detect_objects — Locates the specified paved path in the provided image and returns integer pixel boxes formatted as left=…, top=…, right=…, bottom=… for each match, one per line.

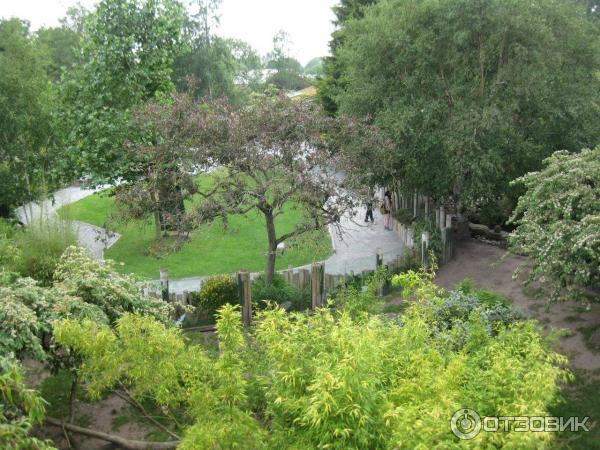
left=17, top=186, right=404, bottom=293
left=16, top=185, right=120, bottom=259
left=163, top=207, right=404, bottom=294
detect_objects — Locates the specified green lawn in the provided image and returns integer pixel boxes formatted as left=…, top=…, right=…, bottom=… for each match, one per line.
left=58, top=182, right=332, bottom=280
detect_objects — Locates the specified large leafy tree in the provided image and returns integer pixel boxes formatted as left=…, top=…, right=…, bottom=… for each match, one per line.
left=265, top=31, right=309, bottom=91
left=509, top=145, right=600, bottom=302
left=318, top=0, right=378, bottom=115
left=0, top=19, right=56, bottom=218
left=335, top=0, right=600, bottom=211
left=36, top=5, right=88, bottom=83
left=60, top=0, right=185, bottom=184
left=193, top=94, right=375, bottom=284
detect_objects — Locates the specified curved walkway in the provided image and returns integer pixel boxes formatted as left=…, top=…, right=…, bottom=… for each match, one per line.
left=17, top=186, right=404, bottom=293
left=16, top=185, right=120, bottom=259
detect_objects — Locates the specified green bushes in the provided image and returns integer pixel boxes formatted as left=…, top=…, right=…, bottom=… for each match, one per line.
left=54, top=272, right=570, bottom=449
left=194, top=275, right=239, bottom=319
left=0, top=219, right=77, bottom=286
left=252, top=274, right=311, bottom=312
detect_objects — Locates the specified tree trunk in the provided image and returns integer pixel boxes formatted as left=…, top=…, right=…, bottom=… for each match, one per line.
left=154, top=210, right=162, bottom=241
left=68, top=373, right=78, bottom=424
left=264, top=211, right=278, bottom=285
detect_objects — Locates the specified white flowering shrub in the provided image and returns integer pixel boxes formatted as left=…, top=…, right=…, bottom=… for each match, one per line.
left=509, top=146, right=600, bottom=302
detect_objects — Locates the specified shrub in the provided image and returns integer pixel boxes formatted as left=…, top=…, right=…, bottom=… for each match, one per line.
left=55, top=273, right=569, bottom=450
left=14, top=219, right=77, bottom=286
left=195, top=275, right=238, bottom=318
left=252, top=274, right=311, bottom=312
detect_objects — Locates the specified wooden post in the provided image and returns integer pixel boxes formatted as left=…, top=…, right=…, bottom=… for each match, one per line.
left=375, top=248, right=384, bottom=297
left=375, top=247, right=383, bottom=269
left=159, top=268, right=169, bottom=302
left=311, top=262, right=324, bottom=310
left=237, top=270, right=252, bottom=327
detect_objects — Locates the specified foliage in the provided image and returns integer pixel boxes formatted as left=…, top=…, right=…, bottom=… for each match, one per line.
left=252, top=274, right=311, bottom=312
left=191, top=93, right=370, bottom=284
left=411, top=217, right=442, bottom=260
left=0, top=18, right=57, bottom=217
left=0, top=356, right=57, bottom=450
left=12, top=220, right=77, bottom=286
left=318, top=0, right=378, bottom=115
left=59, top=0, right=185, bottom=184
left=112, top=91, right=218, bottom=241
left=509, top=145, right=600, bottom=302
left=336, top=0, right=600, bottom=208
left=195, top=274, right=238, bottom=318
left=54, top=246, right=172, bottom=324
left=54, top=272, right=568, bottom=449
left=265, top=31, right=309, bottom=91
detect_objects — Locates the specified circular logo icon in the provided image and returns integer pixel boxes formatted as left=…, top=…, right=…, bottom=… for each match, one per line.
left=451, top=408, right=481, bottom=440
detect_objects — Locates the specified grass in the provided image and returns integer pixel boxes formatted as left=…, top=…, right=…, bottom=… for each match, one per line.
left=58, top=176, right=332, bottom=280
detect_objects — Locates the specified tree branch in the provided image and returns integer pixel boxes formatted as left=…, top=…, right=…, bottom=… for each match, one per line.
left=45, top=418, right=180, bottom=450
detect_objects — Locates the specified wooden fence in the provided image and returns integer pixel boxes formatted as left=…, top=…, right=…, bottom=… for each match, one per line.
left=148, top=250, right=416, bottom=329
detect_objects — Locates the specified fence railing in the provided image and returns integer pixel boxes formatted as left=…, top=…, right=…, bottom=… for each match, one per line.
left=147, top=249, right=417, bottom=329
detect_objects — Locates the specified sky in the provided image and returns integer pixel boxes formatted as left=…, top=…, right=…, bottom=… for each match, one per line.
left=0, top=0, right=338, bottom=65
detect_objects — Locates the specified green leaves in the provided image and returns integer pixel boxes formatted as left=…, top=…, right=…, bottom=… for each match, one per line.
left=509, top=145, right=600, bottom=302
left=335, top=0, right=600, bottom=208
left=53, top=273, right=568, bottom=449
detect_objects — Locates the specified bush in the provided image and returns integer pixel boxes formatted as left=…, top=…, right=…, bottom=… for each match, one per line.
left=252, top=274, right=311, bottom=312
left=55, top=274, right=570, bottom=450
left=14, top=220, right=77, bottom=286
left=195, top=275, right=238, bottom=318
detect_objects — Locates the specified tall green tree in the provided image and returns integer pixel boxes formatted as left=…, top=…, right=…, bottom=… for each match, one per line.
left=318, top=0, right=378, bottom=114
left=265, top=31, right=308, bottom=91
left=60, top=0, right=185, bottom=184
left=0, top=19, right=56, bottom=218
left=336, top=0, right=600, bottom=211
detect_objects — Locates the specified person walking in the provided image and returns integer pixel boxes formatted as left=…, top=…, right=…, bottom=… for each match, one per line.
left=383, top=190, right=393, bottom=230
left=364, top=192, right=374, bottom=223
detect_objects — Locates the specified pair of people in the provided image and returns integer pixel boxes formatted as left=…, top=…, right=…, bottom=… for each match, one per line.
left=364, top=190, right=393, bottom=231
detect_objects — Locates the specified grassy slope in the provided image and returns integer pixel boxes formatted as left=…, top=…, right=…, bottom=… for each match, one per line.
left=58, top=184, right=332, bottom=280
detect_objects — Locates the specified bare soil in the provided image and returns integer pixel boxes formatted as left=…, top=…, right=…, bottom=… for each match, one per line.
left=434, top=239, right=600, bottom=372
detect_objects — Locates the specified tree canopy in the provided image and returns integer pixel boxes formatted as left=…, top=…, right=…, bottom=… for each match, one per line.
left=335, top=0, right=600, bottom=210
left=59, top=0, right=186, bottom=184
left=0, top=19, right=56, bottom=218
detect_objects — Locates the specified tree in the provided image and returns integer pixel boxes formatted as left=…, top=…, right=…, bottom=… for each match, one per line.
left=36, top=22, right=82, bottom=82
left=318, top=0, right=378, bottom=115
left=113, top=92, right=221, bottom=242
left=509, top=145, right=600, bottom=303
left=60, top=0, right=185, bottom=184
left=0, top=19, right=56, bottom=218
left=265, top=31, right=308, bottom=91
left=335, top=0, right=600, bottom=212
left=194, top=94, right=358, bottom=284
left=0, top=356, right=57, bottom=450
left=304, top=57, right=324, bottom=78
left=0, top=245, right=173, bottom=426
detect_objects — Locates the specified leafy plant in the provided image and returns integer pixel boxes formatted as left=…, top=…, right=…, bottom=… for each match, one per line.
left=0, top=356, right=57, bottom=450
left=13, top=219, right=77, bottom=286
left=252, top=273, right=311, bottom=312
left=54, top=273, right=569, bottom=449
left=195, top=274, right=238, bottom=318
left=509, top=146, right=600, bottom=302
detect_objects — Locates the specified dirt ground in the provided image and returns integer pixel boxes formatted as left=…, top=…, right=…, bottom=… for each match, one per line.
left=435, top=239, right=600, bottom=372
